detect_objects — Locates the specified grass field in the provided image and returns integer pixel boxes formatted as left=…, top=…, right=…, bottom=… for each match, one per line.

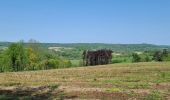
left=0, top=62, right=170, bottom=100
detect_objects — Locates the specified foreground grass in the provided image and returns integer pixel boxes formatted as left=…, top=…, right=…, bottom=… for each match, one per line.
left=0, top=62, right=170, bottom=99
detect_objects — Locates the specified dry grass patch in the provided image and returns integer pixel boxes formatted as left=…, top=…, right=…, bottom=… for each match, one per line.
left=0, top=62, right=170, bottom=99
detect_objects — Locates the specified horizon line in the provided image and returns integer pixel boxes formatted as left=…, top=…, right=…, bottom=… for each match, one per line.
left=0, top=41, right=170, bottom=46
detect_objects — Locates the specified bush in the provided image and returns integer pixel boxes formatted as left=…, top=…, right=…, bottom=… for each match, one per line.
left=132, top=53, right=141, bottom=62
left=46, top=59, right=60, bottom=69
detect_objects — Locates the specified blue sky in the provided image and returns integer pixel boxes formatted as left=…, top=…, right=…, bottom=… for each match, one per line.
left=0, top=0, right=170, bottom=45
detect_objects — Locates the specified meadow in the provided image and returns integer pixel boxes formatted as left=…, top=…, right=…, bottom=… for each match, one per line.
left=0, top=62, right=170, bottom=100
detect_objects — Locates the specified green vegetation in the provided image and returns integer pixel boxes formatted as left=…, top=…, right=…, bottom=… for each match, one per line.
left=0, top=41, right=170, bottom=72
left=1, top=42, right=170, bottom=59
left=132, top=53, right=141, bottom=62
left=144, top=91, right=164, bottom=100
left=0, top=42, right=72, bottom=72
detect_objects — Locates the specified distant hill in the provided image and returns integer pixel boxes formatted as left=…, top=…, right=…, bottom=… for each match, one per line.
left=0, top=42, right=170, bottom=53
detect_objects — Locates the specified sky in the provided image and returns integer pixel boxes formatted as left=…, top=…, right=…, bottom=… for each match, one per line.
left=0, top=0, right=170, bottom=45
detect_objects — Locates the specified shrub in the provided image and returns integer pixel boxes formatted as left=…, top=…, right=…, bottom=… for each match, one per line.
left=132, top=53, right=141, bottom=62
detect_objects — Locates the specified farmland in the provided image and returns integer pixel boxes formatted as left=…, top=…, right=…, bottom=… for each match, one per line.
left=0, top=62, right=170, bottom=99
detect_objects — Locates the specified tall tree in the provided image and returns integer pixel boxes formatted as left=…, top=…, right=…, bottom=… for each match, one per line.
left=5, top=43, right=27, bottom=71
left=26, top=48, right=38, bottom=70
left=153, top=51, right=163, bottom=61
left=162, top=49, right=168, bottom=57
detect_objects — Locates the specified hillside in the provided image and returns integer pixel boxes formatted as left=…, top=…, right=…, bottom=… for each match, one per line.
left=1, top=42, right=170, bottom=52
left=0, top=62, right=170, bottom=99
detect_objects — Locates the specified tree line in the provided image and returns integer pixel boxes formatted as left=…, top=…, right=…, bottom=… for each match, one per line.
left=131, top=49, right=170, bottom=63
left=0, top=42, right=72, bottom=72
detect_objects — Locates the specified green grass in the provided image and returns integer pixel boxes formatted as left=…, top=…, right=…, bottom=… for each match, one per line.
left=70, top=59, right=82, bottom=67
left=144, top=91, right=164, bottom=100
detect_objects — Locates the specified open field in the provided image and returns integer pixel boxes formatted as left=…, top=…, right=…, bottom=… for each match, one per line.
left=0, top=62, right=170, bottom=100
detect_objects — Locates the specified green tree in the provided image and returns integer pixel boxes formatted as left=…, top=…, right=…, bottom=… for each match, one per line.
left=144, top=55, right=151, bottom=62
left=162, top=49, right=168, bottom=57
left=65, top=60, right=72, bottom=68
left=132, top=53, right=141, bottom=62
left=26, top=48, right=38, bottom=70
left=5, top=43, right=27, bottom=71
left=153, top=51, right=163, bottom=61
left=0, top=50, right=4, bottom=72
left=162, top=49, right=170, bottom=61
